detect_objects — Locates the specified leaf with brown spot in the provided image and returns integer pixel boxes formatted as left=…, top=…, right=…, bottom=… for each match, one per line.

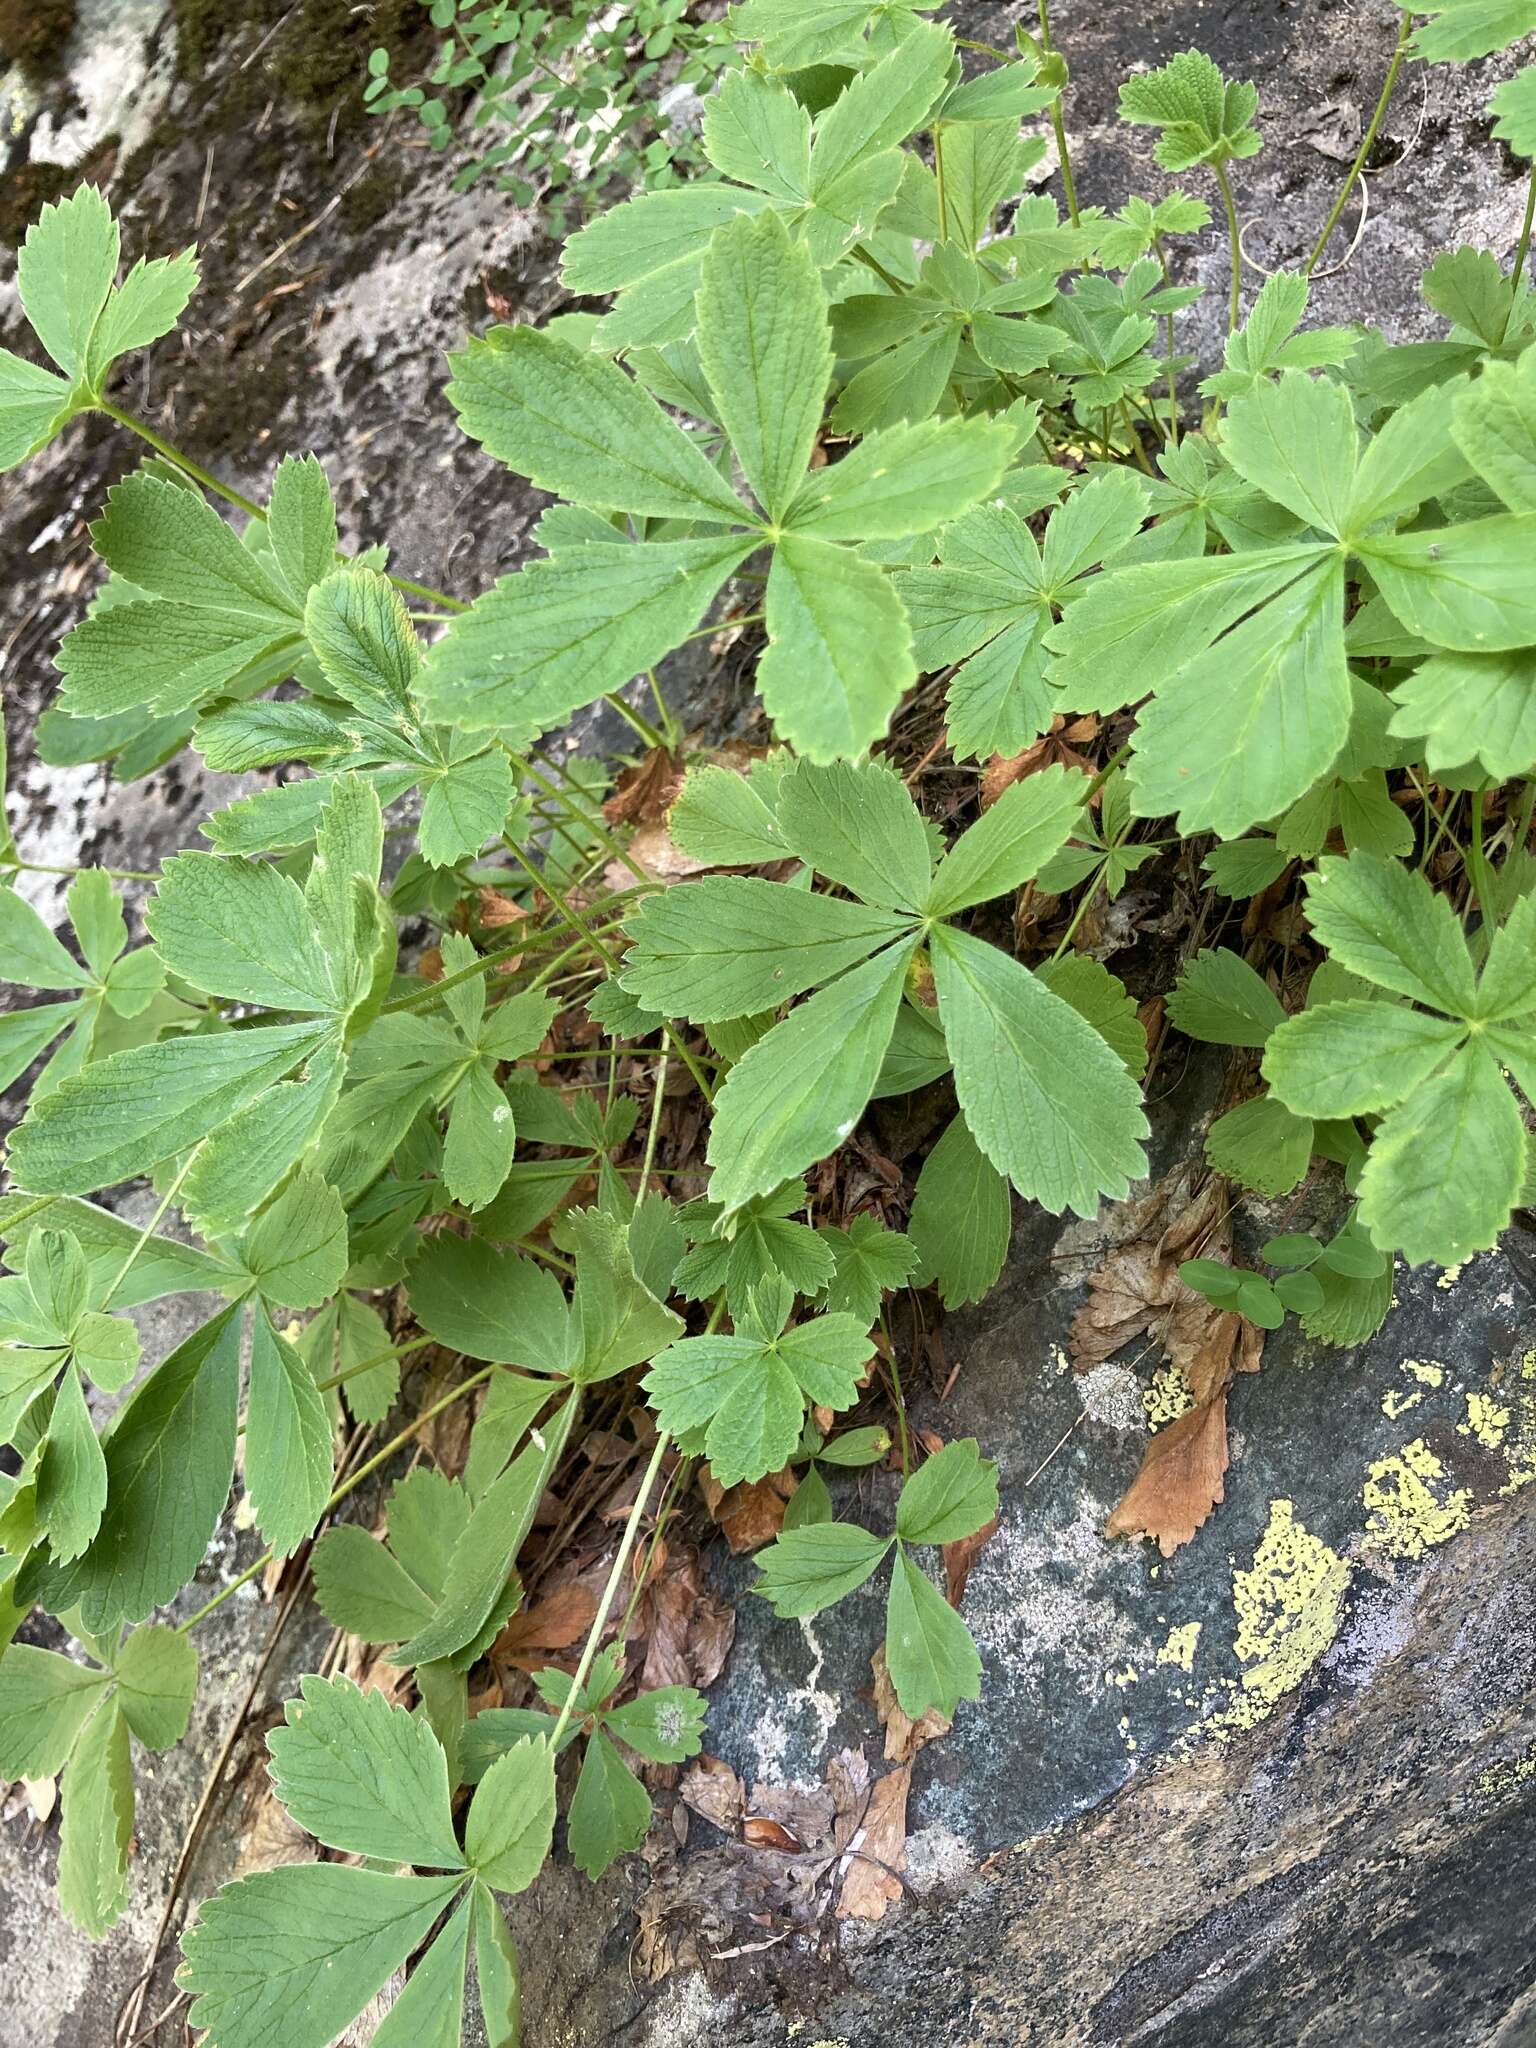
left=871, top=1646, right=951, bottom=1764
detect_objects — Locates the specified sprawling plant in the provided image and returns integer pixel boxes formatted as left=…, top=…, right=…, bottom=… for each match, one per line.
left=4, top=0, right=1536, bottom=2039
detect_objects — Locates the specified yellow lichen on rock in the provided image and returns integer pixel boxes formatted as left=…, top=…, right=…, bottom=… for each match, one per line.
left=1143, top=1362, right=1195, bottom=1427
left=1156, top=1621, right=1201, bottom=1671
left=1198, top=1500, right=1351, bottom=1740
left=1458, top=1391, right=1511, bottom=1450
left=1362, top=1439, right=1470, bottom=1559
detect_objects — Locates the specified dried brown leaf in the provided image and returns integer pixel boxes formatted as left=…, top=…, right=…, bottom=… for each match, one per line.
left=699, top=1465, right=796, bottom=1553
left=603, top=747, right=684, bottom=827
left=494, top=1581, right=598, bottom=1670
left=679, top=1755, right=745, bottom=1835
left=1104, top=1390, right=1231, bottom=1557
left=836, top=1763, right=911, bottom=1922
left=942, top=1513, right=999, bottom=1608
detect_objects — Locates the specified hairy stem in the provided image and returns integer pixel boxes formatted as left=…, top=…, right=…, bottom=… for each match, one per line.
left=1304, top=8, right=1412, bottom=277
left=1037, top=0, right=1080, bottom=227
left=1213, top=161, right=1243, bottom=334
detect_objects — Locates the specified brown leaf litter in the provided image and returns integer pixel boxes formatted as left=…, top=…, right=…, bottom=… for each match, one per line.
left=1071, top=1167, right=1264, bottom=1556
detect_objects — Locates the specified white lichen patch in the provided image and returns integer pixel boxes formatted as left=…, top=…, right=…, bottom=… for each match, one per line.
left=1362, top=1439, right=1471, bottom=1560
left=1458, top=1391, right=1511, bottom=1450
left=1156, top=1621, right=1201, bottom=1671
left=1075, top=1361, right=1145, bottom=1434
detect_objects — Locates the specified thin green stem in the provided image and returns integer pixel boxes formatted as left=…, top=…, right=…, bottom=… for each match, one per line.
left=603, top=692, right=667, bottom=751
left=933, top=124, right=950, bottom=242
left=1037, top=0, right=1079, bottom=227
left=646, top=668, right=682, bottom=750
left=1213, top=161, right=1243, bottom=334
left=1151, top=232, right=1181, bottom=446
left=638, top=1048, right=670, bottom=1194
left=1304, top=8, right=1412, bottom=277
left=0, top=855, right=160, bottom=884
left=1117, top=400, right=1156, bottom=476
left=879, top=1311, right=911, bottom=1478
left=500, top=834, right=714, bottom=1103
left=852, top=245, right=908, bottom=294
left=550, top=1428, right=672, bottom=1748
left=1508, top=778, right=1536, bottom=863
left=179, top=1367, right=494, bottom=1634
left=518, top=749, right=653, bottom=891
left=1507, top=165, right=1536, bottom=332
left=99, top=1156, right=195, bottom=1314
left=1468, top=784, right=1497, bottom=930
left=97, top=401, right=468, bottom=614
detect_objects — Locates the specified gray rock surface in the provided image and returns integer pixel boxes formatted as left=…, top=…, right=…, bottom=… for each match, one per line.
left=3, top=2, right=1536, bottom=2044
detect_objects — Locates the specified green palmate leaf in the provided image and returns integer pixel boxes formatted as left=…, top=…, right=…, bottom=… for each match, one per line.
left=447, top=327, right=746, bottom=523
left=57, top=1696, right=133, bottom=1938
left=442, top=1062, right=517, bottom=1212
left=17, top=184, right=119, bottom=381
left=33, top=1303, right=241, bottom=1633
left=312, top=1525, right=436, bottom=1644
left=178, top=1866, right=466, bottom=2048
left=1358, top=1043, right=1525, bottom=1264
left=695, top=210, right=830, bottom=523
left=1344, top=377, right=1475, bottom=531
left=1301, top=853, right=1478, bottom=1014
left=409, top=1236, right=569, bottom=1368
left=705, top=939, right=915, bottom=1213
left=895, top=1438, right=998, bottom=1546
left=753, top=1519, right=892, bottom=1617
left=675, top=1181, right=834, bottom=1307
left=416, top=537, right=753, bottom=734
left=0, top=1644, right=109, bottom=1777
left=874, top=997, right=951, bottom=1095
left=1166, top=948, right=1285, bottom=1047
left=419, top=746, right=515, bottom=869
left=147, top=853, right=335, bottom=1009
left=465, top=1735, right=557, bottom=1892
left=0, top=348, right=71, bottom=471
left=621, top=875, right=910, bottom=1020
left=1410, top=0, right=1536, bottom=63
left=83, top=245, right=198, bottom=381
left=0, top=1194, right=233, bottom=1308
left=1388, top=648, right=1536, bottom=780
left=1263, top=1002, right=1465, bottom=1118
left=267, top=1675, right=465, bottom=1868
left=266, top=454, right=339, bottom=606
left=758, top=531, right=914, bottom=760
left=8, top=1019, right=335, bottom=1195
left=931, top=923, right=1148, bottom=1217
left=602, top=1685, right=708, bottom=1764
left=567, top=1728, right=654, bottom=1879
left=1127, top=558, right=1350, bottom=838
left=777, top=755, right=932, bottom=910
left=1491, top=66, right=1536, bottom=157
left=0, top=1001, right=85, bottom=1093
left=369, top=1897, right=472, bottom=2048
left=1474, top=891, right=1536, bottom=1020
left=113, top=1623, right=198, bottom=1750
left=817, top=1215, right=919, bottom=1325
left=1204, top=1093, right=1313, bottom=1197
left=668, top=758, right=788, bottom=866
left=1035, top=956, right=1149, bottom=1079
left=245, top=1312, right=333, bottom=1559
left=1451, top=343, right=1536, bottom=512
left=908, top=1113, right=1011, bottom=1309
left=1359, top=514, right=1536, bottom=652
left=1199, top=273, right=1357, bottom=401
left=1221, top=371, right=1358, bottom=536
left=243, top=1169, right=349, bottom=1310
left=1045, top=539, right=1329, bottom=714
left=56, top=600, right=298, bottom=723
left=37, top=1362, right=107, bottom=1562
left=644, top=1302, right=873, bottom=1485
left=884, top=1547, right=982, bottom=1718
left=926, top=766, right=1090, bottom=916
left=1116, top=47, right=1262, bottom=170
left=0, top=883, right=91, bottom=989
left=304, top=567, right=418, bottom=722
